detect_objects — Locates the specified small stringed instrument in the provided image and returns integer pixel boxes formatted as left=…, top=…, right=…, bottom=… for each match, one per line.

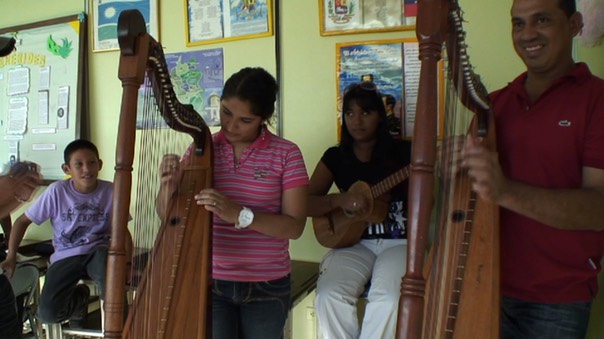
left=313, top=165, right=410, bottom=248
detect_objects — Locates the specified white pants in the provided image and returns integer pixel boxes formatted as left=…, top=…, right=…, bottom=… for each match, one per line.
left=315, top=239, right=407, bottom=339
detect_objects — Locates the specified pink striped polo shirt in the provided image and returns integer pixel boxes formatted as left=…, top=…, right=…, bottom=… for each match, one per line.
left=184, top=127, right=308, bottom=281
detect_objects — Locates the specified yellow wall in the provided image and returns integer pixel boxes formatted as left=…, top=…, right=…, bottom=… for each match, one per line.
left=2, top=0, right=604, bottom=337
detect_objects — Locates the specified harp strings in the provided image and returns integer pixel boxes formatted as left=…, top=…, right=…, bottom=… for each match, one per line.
left=127, top=75, right=196, bottom=337
left=426, top=4, right=478, bottom=336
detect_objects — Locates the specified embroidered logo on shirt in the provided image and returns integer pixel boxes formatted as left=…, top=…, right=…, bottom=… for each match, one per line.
left=254, top=167, right=268, bottom=180
left=558, top=120, right=572, bottom=127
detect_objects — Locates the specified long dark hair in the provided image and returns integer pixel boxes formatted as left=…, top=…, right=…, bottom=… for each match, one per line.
left=339, top=82, right=399, bottom=169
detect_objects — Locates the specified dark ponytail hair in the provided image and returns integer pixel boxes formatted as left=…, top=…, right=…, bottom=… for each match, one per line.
left=221, top=67, right=278, bottom=121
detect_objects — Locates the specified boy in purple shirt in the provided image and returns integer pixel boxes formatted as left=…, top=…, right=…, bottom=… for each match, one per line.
left=1, top=139, right=114, bottom=329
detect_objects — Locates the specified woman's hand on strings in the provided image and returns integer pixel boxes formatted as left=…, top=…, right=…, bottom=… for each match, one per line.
left=461, top=135, right=506, bottom=203
left=339, top=191, right=369, bottom=217
left=195, top=188, right=240, bottom=224
left=156, top=154, right=183, bottom=219
left=159, top=154, right=182, bottom=195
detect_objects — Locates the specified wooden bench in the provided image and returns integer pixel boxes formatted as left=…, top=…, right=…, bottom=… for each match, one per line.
left=285, top=260, right=320, bottom=339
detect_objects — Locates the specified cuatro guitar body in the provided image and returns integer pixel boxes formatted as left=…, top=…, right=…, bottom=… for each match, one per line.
left=312, top=165, right=410, bottom=248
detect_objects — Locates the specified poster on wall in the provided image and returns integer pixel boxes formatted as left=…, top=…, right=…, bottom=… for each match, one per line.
left=136, top=48, right=224, bottom=129
left=319, top=0, right=416, bottom=36
left=0, top=14, right=86, bottom=182
left=336, top=38, right=443, bottom=139
left=186, top=0, right=273, bottom=46
left=90, top=0, right=159, bottom=52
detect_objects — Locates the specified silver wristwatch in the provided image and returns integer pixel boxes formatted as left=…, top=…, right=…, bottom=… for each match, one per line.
left=235, top=206, right=254, bottom=229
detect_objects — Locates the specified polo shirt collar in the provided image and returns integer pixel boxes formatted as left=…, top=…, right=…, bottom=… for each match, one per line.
left=509, top=62, right=591, bottom=94
left=214, top=125, right=273, bottom=149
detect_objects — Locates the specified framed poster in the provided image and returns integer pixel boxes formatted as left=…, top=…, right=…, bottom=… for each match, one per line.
left=336, top=38, right=444, bottom=140
left=320, top=0, right=417, bottom=36
left=90, top=0, right=159, bottom=52
left=137, top=48, right=225, bottom=129
left=185, top=0, right=273, bottom=46
left=0, top=14, right=87, bottom=182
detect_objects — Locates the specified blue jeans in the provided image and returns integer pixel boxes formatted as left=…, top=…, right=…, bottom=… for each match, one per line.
left=212, top=275, right=291, bottom=339
left=501, top=296, right=591, bottom=339
left=38, top=247, right=107, bottom=323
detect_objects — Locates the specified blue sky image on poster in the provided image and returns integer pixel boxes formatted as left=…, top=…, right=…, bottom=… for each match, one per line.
left=98, top=0, right=151, bottom=41
left=229, top=0, right=269, bottom=36
left=339, top=42, right=404, bottom=107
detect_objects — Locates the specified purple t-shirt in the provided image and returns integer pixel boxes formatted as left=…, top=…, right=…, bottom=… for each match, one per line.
left=26, top=179, right=113, bottom=264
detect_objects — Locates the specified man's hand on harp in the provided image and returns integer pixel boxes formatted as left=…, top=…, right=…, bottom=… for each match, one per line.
left=461, top=135, right=505, bottom=204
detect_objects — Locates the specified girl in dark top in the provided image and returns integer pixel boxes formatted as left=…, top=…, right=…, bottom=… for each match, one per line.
left=308, top=82, right=411, bottom=339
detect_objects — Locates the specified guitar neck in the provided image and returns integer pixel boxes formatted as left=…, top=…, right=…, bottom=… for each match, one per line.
left=370, top=166, right=411, bottom=198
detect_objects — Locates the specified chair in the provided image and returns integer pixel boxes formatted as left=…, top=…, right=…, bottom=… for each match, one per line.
left=10, top=263, right=41, bottom=339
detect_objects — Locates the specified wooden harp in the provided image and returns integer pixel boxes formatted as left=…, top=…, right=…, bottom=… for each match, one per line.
left=396, top=1, right=500, bottom=338
left=104, top=9, right=213, bottom=339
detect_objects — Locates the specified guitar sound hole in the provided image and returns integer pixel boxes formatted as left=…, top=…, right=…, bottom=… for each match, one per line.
left=170, top=217, right=180, bottom=226
left=451, top=210, right=465, bottom=223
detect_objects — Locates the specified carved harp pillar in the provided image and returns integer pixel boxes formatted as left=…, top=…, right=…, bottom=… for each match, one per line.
left=104, top=9, right=213, bottom=339
left=396, top=1, right=500, bottom=338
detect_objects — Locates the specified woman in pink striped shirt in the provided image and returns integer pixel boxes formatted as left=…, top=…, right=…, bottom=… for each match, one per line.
left=159, top=67, right=308, bottom=339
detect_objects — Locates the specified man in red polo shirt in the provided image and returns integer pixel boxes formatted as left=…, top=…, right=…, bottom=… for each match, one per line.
left=462, top=0, right=604, bottom=338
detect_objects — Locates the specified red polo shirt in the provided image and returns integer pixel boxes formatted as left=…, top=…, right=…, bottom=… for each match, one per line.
left=491, top=63, right=604, bottom=303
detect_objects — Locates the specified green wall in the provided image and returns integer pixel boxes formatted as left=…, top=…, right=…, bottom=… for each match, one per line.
left=1, top=0, right=603, bottom=336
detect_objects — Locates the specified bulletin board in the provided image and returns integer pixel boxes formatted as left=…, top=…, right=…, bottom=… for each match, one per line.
left=0, top=13, right=87, bottom=182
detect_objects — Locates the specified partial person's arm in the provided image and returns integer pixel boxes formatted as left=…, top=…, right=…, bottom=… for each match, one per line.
left=463, top=136, right=604, bottom=231
left=307, top=161, right=337, bottom=217
left=0, top=163, right=42, bottom=218
left=0, top=214, right=33, bottom=279
left=0, top=215, right=11, bottom=244
left=248, top=185, right=308, bottom=239
left=307, top=161, right=370, bottom=217
left=195, top=185, right=308, bottom=240
left=496, top=167, right=604, bottom=231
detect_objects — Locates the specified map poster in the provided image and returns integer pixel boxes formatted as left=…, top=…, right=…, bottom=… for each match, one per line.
left=136, top=48, right=224, bottom=129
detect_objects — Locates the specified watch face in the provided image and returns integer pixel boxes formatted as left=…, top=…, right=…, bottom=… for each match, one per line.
left=242, top=210, right=253, bottom=223
left=239, top=208, right=254, bottom=227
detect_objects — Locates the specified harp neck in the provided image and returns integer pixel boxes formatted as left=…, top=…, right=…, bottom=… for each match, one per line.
left=116, top=9, right=208, bottom=154
left=105, top=9, right=213, bottom=339
left=445, top=4, right=491, bottom=137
